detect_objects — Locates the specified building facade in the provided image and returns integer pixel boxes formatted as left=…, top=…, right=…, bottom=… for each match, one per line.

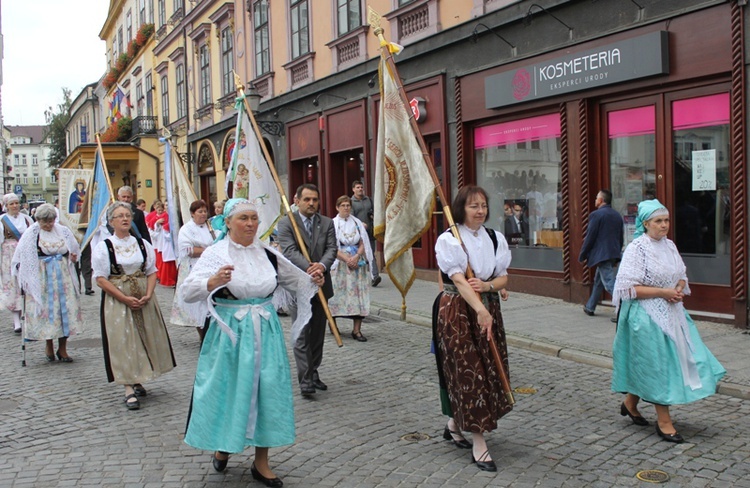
left=6, top=126, right=53, bottom=203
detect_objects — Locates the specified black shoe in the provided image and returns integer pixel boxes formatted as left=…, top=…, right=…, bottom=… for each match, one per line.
left=371, top=276, right=382, bottom=287
left=583, top=307, right=595, bottom=316
left=300, top=385, right=316, bottom=397
left=312, top=378, right=328, bottom=391
left=655, top=424, right=684, bottom=443
left=56, top=351, right=73, bottom=363
left=443, top=425, right=471, bottom=449
left=124, top=393, right=140, bottom=410
left=471, top=450, right=497, bottom=472
left=14, top=327, right=22, bottom=334
left=251, top=463, right=284, bottom=487
left=620, top=402, right=649, bottom=426
left=46, top=353, right=56, bottom=362
left=351, top=331, right=368, bottom=342
left=212, top=451, right=229, bottom=472
left=85, top=289, right=95, bottom=296
left=611, top=316, right=618, bottom=323
left=133, top=384, right=147, bottom=397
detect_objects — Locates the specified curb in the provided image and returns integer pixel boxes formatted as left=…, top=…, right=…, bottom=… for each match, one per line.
left=371, top=301, right=750, bottom=401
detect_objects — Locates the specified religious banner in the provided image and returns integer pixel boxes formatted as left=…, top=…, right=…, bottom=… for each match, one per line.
left=373, top=47, right=435, bottom=299
left=57, top=168, right=93, bottom=240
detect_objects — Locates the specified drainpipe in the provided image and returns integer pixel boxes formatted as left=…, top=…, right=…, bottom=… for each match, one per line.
left=131, top=143, right=162, bottom=200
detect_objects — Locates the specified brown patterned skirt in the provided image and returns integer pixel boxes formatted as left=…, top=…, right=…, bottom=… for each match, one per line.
left=435, top=289, right=512, bottom=433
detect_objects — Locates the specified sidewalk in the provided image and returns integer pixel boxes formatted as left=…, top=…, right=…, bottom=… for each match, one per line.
left=368, top=275, right=750, bottom=400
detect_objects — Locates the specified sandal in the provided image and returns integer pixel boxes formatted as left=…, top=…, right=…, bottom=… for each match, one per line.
left=133, top=384, right=147, bottom=397
left=124, top=393, right=140, bottom=410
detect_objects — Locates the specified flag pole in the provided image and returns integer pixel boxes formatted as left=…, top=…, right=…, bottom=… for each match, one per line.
left=232, top=73, right=343, bottom=348
left=368, top=8, right=514, bottom=404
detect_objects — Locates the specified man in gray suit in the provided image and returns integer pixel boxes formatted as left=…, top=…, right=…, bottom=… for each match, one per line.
left=277, top=184, right=338, bottom=397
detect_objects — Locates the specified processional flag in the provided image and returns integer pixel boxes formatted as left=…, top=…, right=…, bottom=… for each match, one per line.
left=162, top=137, right=199, bottom=255
left=80, top=145, right=114, bottom=250
left=373, top=45, right=435, bottom=302
left=225, top=99, right=282, bottom=241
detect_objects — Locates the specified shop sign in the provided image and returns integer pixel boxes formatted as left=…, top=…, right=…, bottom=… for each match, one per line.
left=410, top=97, right=427, bottom=123
left=485, top=31, right=669, bottom=108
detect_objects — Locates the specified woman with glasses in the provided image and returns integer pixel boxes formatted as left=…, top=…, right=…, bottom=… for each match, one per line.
left=93, top=202, right=176, bottom=410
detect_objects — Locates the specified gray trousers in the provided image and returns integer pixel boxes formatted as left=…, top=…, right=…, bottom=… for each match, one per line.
left=292, top=297, right=327, bottom=388
left=369, top=235, right=380, bottom=279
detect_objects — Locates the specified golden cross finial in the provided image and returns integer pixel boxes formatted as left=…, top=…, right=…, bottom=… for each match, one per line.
left=368, top=7, right=381, bottom=29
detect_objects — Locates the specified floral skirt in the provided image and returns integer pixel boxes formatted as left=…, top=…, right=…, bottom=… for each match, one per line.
left=329, top=262, right=370, bottom=317
left=0, top=239, right=22, bottom=312
left=435, top=290, right=512, bottom=433
left=24, top=255, right=81, bottom=340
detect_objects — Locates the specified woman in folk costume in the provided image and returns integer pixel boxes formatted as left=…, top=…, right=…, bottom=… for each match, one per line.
left=612, top=199, right=725, bottom=443
left=181, top=198, right=320, bottom=486
left=1, top=193, right=34, bottom=333
left=11, top=204, right=82, bottom=362
left=328, top=195, right=375, bottom=342
left=93, top=202, right=176, bottom=411
left=170, top=199, right=215, bottom=342
left=433, top=186, right=512, bottom=472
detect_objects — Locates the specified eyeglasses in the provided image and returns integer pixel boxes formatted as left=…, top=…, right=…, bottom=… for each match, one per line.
left=111, top=214, right=132, bottom=220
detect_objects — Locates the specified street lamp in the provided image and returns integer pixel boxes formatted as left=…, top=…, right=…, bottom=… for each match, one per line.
left=246, top=83, right=261, bottom=112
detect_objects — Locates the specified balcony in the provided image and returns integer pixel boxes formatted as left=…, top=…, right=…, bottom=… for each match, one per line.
left=131, top=116, right=158, bottom=136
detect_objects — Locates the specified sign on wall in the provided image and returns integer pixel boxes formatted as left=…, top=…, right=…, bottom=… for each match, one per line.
left=485, top=31, right=670, bottom=109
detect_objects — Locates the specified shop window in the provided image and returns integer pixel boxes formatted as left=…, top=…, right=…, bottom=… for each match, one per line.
left=475, top=113, right=563, bottom=271
left=608, top=105, right=656, bottom=246
left=672, top=93, right=730, bottom=285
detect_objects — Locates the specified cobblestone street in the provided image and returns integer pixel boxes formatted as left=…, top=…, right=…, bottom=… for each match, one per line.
left=2, top=285, right=749, bottom=487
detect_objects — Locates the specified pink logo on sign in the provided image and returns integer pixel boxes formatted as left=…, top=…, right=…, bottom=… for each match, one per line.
left=409, top=98, right=420, bottom=121
left=512, top=69, right=531, bottom=101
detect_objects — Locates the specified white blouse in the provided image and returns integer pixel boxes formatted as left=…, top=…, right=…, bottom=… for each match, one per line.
left=435, top=225, right=511, bottom=281
left=92, top=235, right=157, bottom=279
left=177, top=220, right=214, bottom=261
left=38, top=228, right=71, bottom=256
left=182, top=238, right=279, bottom=302
left=0, top=213, right=32, bottom=244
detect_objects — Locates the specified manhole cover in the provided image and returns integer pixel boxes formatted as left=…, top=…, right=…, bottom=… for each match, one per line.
left=513, top=387, right=537, bottom=394
left=400, top=433, right=430, bottom=442
left=636, top=470, right=670, bottom=483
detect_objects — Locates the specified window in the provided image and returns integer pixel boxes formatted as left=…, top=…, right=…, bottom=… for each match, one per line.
left=136, top=82, right=144, bottom=117
left=81, top=124, right=88, bottom=144
left=290, top=0, right=309, bottom=59
left=221, top=27, right=234, bottom=96
left=158, top=0, right=166, bottom=27
left=145, top=74, right=153, bottom=116
left=176, top=64, right=186, bottom=119
left=33, top=175, right=39, bottom=185
left=161, top=75, right=170, bottom=126
left=126, top=10, right=133, bottom=44
left=139, top=0, right=146, bottom=26
left=51, top=173, right=57, bottom=183
left=475, top=113, right=563, bottom=271
left=253, top=0, right=270, bottom=75
left=174, top=0, right=183, bottom=11
left=118, top=27, right=124, bottom=55
left=398, top=0, right=416, bottom=5
left=148, top=0, right=154, bottom=23
left=13, top=154, right=18, bottom=164
left=32, top=155, right=38, bottom=166
left=337, top=0, right=361, bottom=36
left=199, top=44, right=211, bottom=106
left=22, top=174, right=28, bottom=184
left=22, top=155, right=27, bottom=165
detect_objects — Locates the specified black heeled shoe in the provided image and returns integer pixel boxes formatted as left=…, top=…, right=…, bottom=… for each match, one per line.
left=655, top=424, right=684, bottom=444
left=443, top=425, right=472, bottom=449
left=471, top=449, right=497, bottom=472
left=56, top=351, right=73, bottom=363
left=620, top=402, right=649, bottom=426
left=251, top=463, right=283, bottom=487
left=212, top=451, right=229, bottom=472
left=46, top=353, right=56, bottom=362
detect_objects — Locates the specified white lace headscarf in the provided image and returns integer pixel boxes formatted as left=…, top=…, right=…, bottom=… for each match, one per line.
left=613, top=200, right=701, bottom=390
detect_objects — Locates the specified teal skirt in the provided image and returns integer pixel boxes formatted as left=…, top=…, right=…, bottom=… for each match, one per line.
left=184, top=296, right=295, bottom=452
left=611, top=300, right=726, bottom=405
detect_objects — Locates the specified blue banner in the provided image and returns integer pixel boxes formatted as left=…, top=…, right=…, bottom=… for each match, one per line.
left=81, top=150, right=113, bottom=250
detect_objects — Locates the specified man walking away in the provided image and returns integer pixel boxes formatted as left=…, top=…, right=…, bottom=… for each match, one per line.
left=579, top=189, right=624, bottom=321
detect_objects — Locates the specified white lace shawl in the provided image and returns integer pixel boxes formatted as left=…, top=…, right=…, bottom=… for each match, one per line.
left=11, top=223, right=80, bottom=306
left=613, top=234, right=701, bottom=389
left=435, top=225, right=511, bottom=281
left=331, top=214, right=375, bottom=278
left=178, top=238, right=318, bottom=345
